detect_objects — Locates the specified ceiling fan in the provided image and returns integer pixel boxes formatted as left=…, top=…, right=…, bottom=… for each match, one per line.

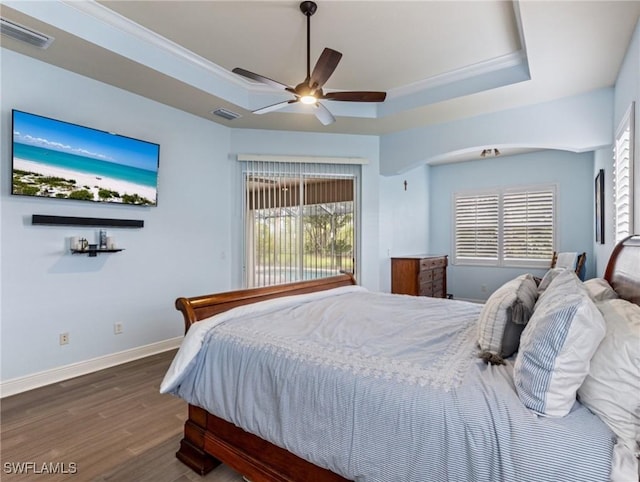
left=232, top=1, right=386, bottom=126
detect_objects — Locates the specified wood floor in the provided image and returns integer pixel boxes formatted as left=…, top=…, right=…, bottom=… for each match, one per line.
left=0, top=350, right=244, bottom=482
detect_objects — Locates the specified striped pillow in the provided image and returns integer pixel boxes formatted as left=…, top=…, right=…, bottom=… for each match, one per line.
left=514, top=270, right=605, bottom=417
left=477, top=274, right=538, bottom=363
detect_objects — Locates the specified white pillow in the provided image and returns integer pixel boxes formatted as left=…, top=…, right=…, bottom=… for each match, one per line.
left=583, top=278, right=619, bottom=303
left=477, top=274, right=538, bottom=361
left=578, top=298, right=640, bottom=450
left=537, top=267, right=565, bottom=293
left=514, top=269, right=606, bottom=417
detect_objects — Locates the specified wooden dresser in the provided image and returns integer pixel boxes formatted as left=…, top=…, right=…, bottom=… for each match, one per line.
left=391, top=255, right=448, bottom=298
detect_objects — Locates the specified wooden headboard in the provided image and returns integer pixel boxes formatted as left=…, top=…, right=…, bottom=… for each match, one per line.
left=175, top=273, right=357, bottom=333
left=603, top=234, right=640, bottom=306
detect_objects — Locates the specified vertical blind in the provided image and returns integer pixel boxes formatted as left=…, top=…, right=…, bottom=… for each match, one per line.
left=242, top=160, right=359, bottom=288
left=454, top=186, right=555, bottom=265
left=613, top=104, right=635, bottom=244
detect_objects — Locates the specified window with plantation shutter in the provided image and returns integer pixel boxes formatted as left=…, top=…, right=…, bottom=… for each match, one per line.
left=454, top=193, right=499, bottom=262
left=454, top=185, right=555, bottom=267
left=503, top=189, right=554, bottom=262
left=613, top=103, right=635, bottom=244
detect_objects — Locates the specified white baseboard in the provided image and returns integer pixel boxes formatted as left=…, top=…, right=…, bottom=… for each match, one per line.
left=0, top=336, right=183, bottom=398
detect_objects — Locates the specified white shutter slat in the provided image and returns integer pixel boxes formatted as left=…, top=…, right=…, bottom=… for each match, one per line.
left=613, top=105, right=634, bottom=244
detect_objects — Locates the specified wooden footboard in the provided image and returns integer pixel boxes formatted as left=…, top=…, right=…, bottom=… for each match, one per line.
left=174, top=274, right=356, bottom=480
left=178, top=405, right=350, bottom=481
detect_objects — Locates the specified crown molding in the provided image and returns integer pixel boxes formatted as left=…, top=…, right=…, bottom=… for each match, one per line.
left=387, top=50, right=527, bottom=101
left=60, top=0, right=243, bottom=86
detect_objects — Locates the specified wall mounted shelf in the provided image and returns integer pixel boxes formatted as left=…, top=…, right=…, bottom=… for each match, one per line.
left=33, top=214, right=144, bottom=228
left=71, top=248, right=124, bottom=257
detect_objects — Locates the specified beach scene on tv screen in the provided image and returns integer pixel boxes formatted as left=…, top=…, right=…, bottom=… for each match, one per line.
left=12, top=111, right=159, bottom=206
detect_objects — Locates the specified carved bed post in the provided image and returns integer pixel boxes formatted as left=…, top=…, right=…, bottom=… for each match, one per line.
left=176, top=405, right=221, bottom=475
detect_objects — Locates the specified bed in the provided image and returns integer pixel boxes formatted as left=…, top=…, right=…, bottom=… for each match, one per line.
left=161, top=235, right=640, bottom=482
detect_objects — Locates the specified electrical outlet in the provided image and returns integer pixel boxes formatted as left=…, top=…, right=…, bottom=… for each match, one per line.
left=114, top=322, right=123, bottom=335
left=59, top=332, right=69, bottom=345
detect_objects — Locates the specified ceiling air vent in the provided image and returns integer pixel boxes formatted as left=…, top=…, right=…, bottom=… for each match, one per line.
left=0, top=18, right=54, bottom=49
left=211, top=108, right=241, bottom=121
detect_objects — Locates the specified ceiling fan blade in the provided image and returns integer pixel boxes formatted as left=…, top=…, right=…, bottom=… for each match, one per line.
left=309, top=48, right=342, bottom=90
left=313, top=102, right=335, bottom=126
left=253, top=99, right=298, bottom=115
left=232, top=67, right=292, bottom=91
left=322, top=91, right=387, bottom=102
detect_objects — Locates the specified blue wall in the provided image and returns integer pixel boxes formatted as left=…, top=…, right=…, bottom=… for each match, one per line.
left=1, top=49, right=233, bottom=382
left=379, top=89, right=613, bottom=175
left=593, top=17, right=640, bottom=276
left=378, top=165, right=430, bottom=292
left=0, top=49, right=383, bottom=384
left=429, top=150, right=595, bottom=301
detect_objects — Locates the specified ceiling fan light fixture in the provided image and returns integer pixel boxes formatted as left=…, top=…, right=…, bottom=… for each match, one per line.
left=300, top=95, right=317, bottom=105
left=480, top=148, right=500, bottom=158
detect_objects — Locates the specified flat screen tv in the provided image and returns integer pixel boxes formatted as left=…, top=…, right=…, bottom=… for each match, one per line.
left=11, top=109, right=160, bottom=206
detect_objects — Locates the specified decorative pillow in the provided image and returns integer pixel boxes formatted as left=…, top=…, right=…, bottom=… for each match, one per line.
left=583, top=278, right=619, bottom=303
left=477, top=274, right=538, bottom=363
left=513, top=269, right=606, bottom=417
left=534, top=266, right=580, bottom=311
left=577, top=298, right=639, bottom=450
left=537, top=267, right=565, bottom=293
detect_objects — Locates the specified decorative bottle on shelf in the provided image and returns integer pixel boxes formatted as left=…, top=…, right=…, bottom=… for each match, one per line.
left=99, top=230, right=107, bottom=249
